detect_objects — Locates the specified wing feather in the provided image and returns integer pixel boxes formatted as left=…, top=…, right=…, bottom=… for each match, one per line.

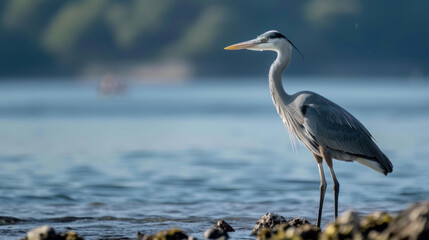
left=301, top=94, right=390, bottom=170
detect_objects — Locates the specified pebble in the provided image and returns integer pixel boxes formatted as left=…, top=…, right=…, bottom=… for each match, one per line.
left=26, top=226, right=56, bottom=240
left=154, top=228, right=188, bottom=240
left=204, top=228, right=228, bottom=240
left=214, top=219, right=235, bottom=232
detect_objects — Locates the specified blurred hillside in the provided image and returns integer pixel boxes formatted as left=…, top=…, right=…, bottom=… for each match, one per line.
left=1, top=0, right=428, bottom=79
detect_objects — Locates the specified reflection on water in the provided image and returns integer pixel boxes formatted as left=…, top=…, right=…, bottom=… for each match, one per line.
left=0, top=78, right=428, bottom=239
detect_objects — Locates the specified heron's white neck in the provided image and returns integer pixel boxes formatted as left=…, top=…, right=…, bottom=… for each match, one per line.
left=269, top=44, right=292, bottom=104
left=268, top=43, right=298, bottom=149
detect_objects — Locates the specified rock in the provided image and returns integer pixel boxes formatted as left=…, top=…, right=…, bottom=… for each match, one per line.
left=287, top=217, right=311, bottom=227
left=0, top=216, right=20, bottom=225
left=26, top=226, right=57, bottom=240
left=98, top=238, right=133, bottom=240
left=153, top=228, right=188, bottom=240
left=257, top=222, right=320, bottom=240
left=23, top=226, right=84, bottom=240
left=253, top=214, right=317, bottom=239
left=337, top=211, right=361, bottom=227
left=321, top=223, right=353, bottom=240
left=284, top=224, right=321, bottom=240
left=214, top=220, right=235, bottom=232
left=142, top=235, right=154, bottom=240
left=255, top=228, right=273, bottom=240
left=379, top=200, right=429, bottom=240
left=138, top=228, right=191, bottom=240
left=204, top=228, right=228, bottom=240
left=252, top=213, right=287, bottom=235
left=359, top=211, right=393, bottom=239
left=137, top=232, right=145, bottom=240
left=320, top=211, right=360, bottom=240
left=60, top=231, right=84, bottom=240
left=273, top=223, right=291, bottom=235
left=256, top=223, right=290, bottom=240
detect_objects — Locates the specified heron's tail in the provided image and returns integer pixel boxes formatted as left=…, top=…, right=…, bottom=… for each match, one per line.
left=355, top=152, right=393, bottom=176
left=378, top=152, right=393, bottom=175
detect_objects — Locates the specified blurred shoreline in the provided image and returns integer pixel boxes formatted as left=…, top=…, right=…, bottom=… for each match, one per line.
left=1, top=1, right=428, bottom=78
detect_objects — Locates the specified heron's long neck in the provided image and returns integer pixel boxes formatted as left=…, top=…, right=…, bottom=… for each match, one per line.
left=269, top=45, right=299, bottom=149
left=269, top=47, right=292, bottom=105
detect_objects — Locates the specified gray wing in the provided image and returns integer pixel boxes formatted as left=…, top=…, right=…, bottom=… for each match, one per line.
left=301, top=94, right=393, bottom=173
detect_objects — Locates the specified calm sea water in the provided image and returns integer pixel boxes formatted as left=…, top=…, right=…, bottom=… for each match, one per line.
left=0, top=78, right=428, bottom=239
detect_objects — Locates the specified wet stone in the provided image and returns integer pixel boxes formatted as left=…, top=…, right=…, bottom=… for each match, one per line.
left=337, top=211, right=360, bottom=227
left=0, top=216, right=20, bottom=225
left=255, top=228, right=273, bottom=240
left=380, top=200, right=429, bottom=240
left=321, top=211, right=360, bottom=240
left=287, top=217, right=311, bottom=227
left=142, top=235, right=154, bottom=240
left=257, top=222, right=320, bottom=240
left=60, top=231, right=84, bottom=240
left=273, top=223, right=291, bottom=234
left=214, top=220, right=235, bottom=232
left=26, top=226, right=57, bottom=240
left=284, top=224, right=321, bottom=240
left=359, top=211, right=393, bottom=238
left=98, top=237, right=132, bottom=240
left=204, top=228, right=228, bottom=240
left=252, top=212, right=287, bottom=235
left=137, top=232, right=144, bottom=240
left=153, top=228, right=188, bottom=240
left=21, top=226, right=85, bottom=240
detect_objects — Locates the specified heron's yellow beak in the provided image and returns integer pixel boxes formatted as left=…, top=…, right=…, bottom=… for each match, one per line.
left=224, top=39, right=258, bottom=50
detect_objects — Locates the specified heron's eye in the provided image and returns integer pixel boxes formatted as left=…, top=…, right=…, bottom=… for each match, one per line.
left=263, top=37, right=269, bottom=42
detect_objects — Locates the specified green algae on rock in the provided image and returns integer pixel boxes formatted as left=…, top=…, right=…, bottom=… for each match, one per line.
left=256, top=223, right=321, bottom=240
left=150, top=228, right=189, bottom=240
left=378, top=201, right=429, bottom=240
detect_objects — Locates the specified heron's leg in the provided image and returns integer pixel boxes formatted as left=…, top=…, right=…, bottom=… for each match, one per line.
left=324, top=155, right=340, bottom=219
left=313, top=154, right=326, bottom=228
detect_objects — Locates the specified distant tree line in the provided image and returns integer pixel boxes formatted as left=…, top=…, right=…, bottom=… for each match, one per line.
left=0, top=0, right=428, bottom=78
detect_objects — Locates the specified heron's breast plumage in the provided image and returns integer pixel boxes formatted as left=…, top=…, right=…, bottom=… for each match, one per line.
left=270, top=90, right=320, bottom=154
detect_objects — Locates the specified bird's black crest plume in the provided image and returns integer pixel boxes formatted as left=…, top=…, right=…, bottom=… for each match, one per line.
left=286, top=37, right=304, bottom=60
left=266, top=31, right=305, bottom=60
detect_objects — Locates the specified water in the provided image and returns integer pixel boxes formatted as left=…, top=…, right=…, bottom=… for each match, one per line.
left=0, top=78, right=428, bottom=239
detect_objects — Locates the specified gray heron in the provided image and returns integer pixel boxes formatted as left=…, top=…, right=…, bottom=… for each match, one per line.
left=224, top=30, right=393, bottom=227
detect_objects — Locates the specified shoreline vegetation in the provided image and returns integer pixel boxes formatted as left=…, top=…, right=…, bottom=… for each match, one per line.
left=16, top=199, right=429, bottom=240
left=1, top=1, right=428, bottom=78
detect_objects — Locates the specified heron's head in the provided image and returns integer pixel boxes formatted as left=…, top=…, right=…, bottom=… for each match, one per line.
left=224, top=30, right=303, bottom=58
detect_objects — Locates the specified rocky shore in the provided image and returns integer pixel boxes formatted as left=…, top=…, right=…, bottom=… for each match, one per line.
left=18, top=200, right=429, bottom=240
